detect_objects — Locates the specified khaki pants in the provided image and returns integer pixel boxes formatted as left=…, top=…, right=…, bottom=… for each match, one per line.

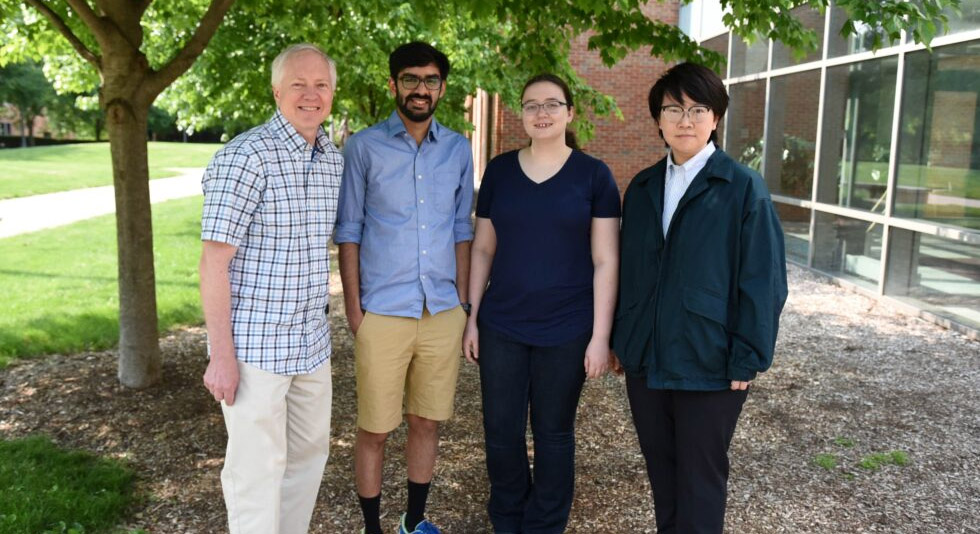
left=220, top=360, right=332, bottom=534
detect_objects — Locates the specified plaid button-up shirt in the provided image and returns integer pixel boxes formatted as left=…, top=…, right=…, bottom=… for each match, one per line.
left=201, top=111, right=343, bottom=375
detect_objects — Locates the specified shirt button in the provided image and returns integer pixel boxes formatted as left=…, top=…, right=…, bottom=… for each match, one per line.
left=419, top=199, right=424, bottom=204
left=421, top=275, right=427, bottom=279
left=417, top=174, right=423, bottom=180
left=422, top=250, right=427, bottom=255
left=421, top=224, right=427, bottom=229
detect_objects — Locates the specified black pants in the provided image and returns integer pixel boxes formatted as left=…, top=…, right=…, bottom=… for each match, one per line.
left=625, top=376, right=748, bottom=534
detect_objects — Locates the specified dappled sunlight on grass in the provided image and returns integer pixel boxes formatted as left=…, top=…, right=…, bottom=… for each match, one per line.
left=0, top=142, right=221, bottom=199
left=0, top=196, right=204, bottom=365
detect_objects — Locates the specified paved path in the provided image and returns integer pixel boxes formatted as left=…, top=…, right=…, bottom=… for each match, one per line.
left=0, top=168, right=204, bottom=238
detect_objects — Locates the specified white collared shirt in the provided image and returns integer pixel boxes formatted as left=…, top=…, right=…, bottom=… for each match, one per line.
left=663, top=142, right=716, bottom=236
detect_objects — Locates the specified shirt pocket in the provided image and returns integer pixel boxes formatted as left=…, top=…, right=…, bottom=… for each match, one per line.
left=432, top=171, right=459, bottom=214
left=256, top=173, right=307, bottom=237
left=682, top=286, right=729, bottom=374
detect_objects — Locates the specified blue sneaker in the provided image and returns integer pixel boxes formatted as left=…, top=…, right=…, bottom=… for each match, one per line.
left=396, top=513, right=441, bottom=534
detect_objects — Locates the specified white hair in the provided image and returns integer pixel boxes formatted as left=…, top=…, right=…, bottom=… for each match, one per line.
left=271, top=43, right=337, bottom=89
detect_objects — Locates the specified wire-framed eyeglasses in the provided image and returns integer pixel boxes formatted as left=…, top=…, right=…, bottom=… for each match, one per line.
left=660, top=105, right=713, bottom=123
left=521, top=100, right=568, bottom=115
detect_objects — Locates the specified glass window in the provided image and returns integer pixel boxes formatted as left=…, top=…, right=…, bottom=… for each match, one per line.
left=730, top=35, right=768, bottom=77
left=885, top=228, right=980, bottom=330
left=726, top=80, right=766, bottom=169
left=827, top=5, right=898, bottom=58
left=765, top=70, right=821, bottom=199
left=816, top=57, right=899, bottom=212
left=812, top=212, right=883, bottom=289
left=947, top=0, right=980, bottom=35
left=777, top=203, right=812, bottom=264
left=772, top=6, right=825, bottom=68
left=702, top=33, right=729, bottom=77
left=895, top=40, right=980, bottom=232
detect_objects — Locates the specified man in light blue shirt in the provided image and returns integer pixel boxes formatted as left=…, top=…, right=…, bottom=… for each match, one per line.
left=335, top=42, right=473, bottom=534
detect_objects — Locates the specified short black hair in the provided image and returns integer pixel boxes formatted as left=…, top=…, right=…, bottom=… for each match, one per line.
left=389, top=42, right=451, bottom=80
left=648, top=63, right=728, bottom=144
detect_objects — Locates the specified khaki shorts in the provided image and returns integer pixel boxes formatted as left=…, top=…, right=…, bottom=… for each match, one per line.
left=355, top=306, right=466, bottom=434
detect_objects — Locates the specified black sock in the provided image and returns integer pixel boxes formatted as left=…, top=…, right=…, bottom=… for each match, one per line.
left=358, top=493, right=382, bottom=534
left=406, top=479, right=431, bottom=530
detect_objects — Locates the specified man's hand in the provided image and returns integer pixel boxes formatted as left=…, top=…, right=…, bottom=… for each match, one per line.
left=347, top=308, right=365, bottom=336
left=583, top=338, right=610, bottom=379
left=203, top=356, right=240, bottom=405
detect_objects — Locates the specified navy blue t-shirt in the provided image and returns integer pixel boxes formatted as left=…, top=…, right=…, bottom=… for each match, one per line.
left=475, top=149, right=621, bottom=346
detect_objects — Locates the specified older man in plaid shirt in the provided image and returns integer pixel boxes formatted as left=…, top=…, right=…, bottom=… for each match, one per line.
left=199, top=43, right=343, bottom=534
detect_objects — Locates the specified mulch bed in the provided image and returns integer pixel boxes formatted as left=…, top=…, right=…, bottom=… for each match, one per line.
left=1, top=264, right=977, bottom=533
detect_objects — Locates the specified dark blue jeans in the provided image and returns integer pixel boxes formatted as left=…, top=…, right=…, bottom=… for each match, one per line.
left=478, top=322, right=589, bottom=534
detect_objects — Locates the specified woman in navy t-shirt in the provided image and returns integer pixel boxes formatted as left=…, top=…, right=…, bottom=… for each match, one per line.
left=462, top=73, right=621, bottom=534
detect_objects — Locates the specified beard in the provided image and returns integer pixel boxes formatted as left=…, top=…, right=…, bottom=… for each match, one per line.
left=396, top=92, right=439, bottom=122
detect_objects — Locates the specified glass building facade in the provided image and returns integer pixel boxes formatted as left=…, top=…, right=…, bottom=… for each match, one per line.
left=701, top=2, right=980, bottom=334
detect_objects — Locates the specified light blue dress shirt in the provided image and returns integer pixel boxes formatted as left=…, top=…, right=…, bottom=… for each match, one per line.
left=334, top=111, right=474, bottom=318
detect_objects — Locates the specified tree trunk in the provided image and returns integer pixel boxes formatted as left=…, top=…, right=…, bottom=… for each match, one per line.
left=105, top=96, right=161, bottom=388
left=20, top=116, right=27, bottom=147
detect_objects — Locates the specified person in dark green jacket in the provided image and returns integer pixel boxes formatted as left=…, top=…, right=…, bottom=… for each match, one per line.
left=611, top=63, right=788, bottom=533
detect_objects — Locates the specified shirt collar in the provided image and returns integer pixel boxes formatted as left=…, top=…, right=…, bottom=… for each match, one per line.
left=270, top=110, right=329, bottom=156
left=667, top=141, right=716, bottom=175
left=384, top=110, right=441, bottom=142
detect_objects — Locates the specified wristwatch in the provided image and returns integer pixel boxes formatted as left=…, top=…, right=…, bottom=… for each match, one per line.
left=461, top=302, right=472, bottom=316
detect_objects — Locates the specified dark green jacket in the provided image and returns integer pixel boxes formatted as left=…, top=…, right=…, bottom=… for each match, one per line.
left=611, top=149, right=788, bottom=390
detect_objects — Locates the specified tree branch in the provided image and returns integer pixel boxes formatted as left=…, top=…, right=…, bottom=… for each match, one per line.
left=24, top=0, right=102, bottom=70
left=136, top=0, right=154, bottom=18
left=142, top=0, right=235, bottom=100
left=62, top=0, right=106, bottom=37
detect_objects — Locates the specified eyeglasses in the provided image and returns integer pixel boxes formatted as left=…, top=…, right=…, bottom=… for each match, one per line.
left=660, top=105, right=713, bottom=123
left=398, top=74, right=442, bottom=91
left=521, top=100, right=568, bottom=115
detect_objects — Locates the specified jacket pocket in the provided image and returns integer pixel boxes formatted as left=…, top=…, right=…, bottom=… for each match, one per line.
left=611, top=299, right=645, bottom=374
left=682, top=287, right=729, bottom=375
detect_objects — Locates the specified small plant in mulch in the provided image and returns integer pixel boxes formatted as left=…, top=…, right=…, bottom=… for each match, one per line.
left=858, top=450, right=910, bottom=470
left=814, top=453, right=839, bottom=470
left=813, top=436, right=910, bottom=477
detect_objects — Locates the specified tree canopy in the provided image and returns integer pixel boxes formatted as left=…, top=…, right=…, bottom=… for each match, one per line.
left=5, top=0, right=961, bottom=142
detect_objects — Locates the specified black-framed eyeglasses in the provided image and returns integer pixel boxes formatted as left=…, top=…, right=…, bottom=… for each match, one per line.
left=521, top=100, right=568, bottom=115
left=660, top=105, right=713, bottom=123
left=398, top=74, right=442, bottom=91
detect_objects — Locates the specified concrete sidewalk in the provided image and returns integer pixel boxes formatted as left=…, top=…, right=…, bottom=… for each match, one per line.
left=0, top=168, right=204, bottom=239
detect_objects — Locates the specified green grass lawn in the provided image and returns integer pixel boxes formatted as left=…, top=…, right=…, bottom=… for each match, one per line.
left=0, top=142, right=221, bottom=199
left=0, top=435, right=135, bottom=534
left=0, top=196, right=203, bottom=366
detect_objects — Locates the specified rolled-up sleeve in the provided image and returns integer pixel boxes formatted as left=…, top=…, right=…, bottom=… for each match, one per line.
left=201, top=150, right=264, bottom=246
left=334, top=138, right=367, bottom=244
left=453, top=142, right=474, bottom=242
left=728, top=197, right=789, bottom=381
